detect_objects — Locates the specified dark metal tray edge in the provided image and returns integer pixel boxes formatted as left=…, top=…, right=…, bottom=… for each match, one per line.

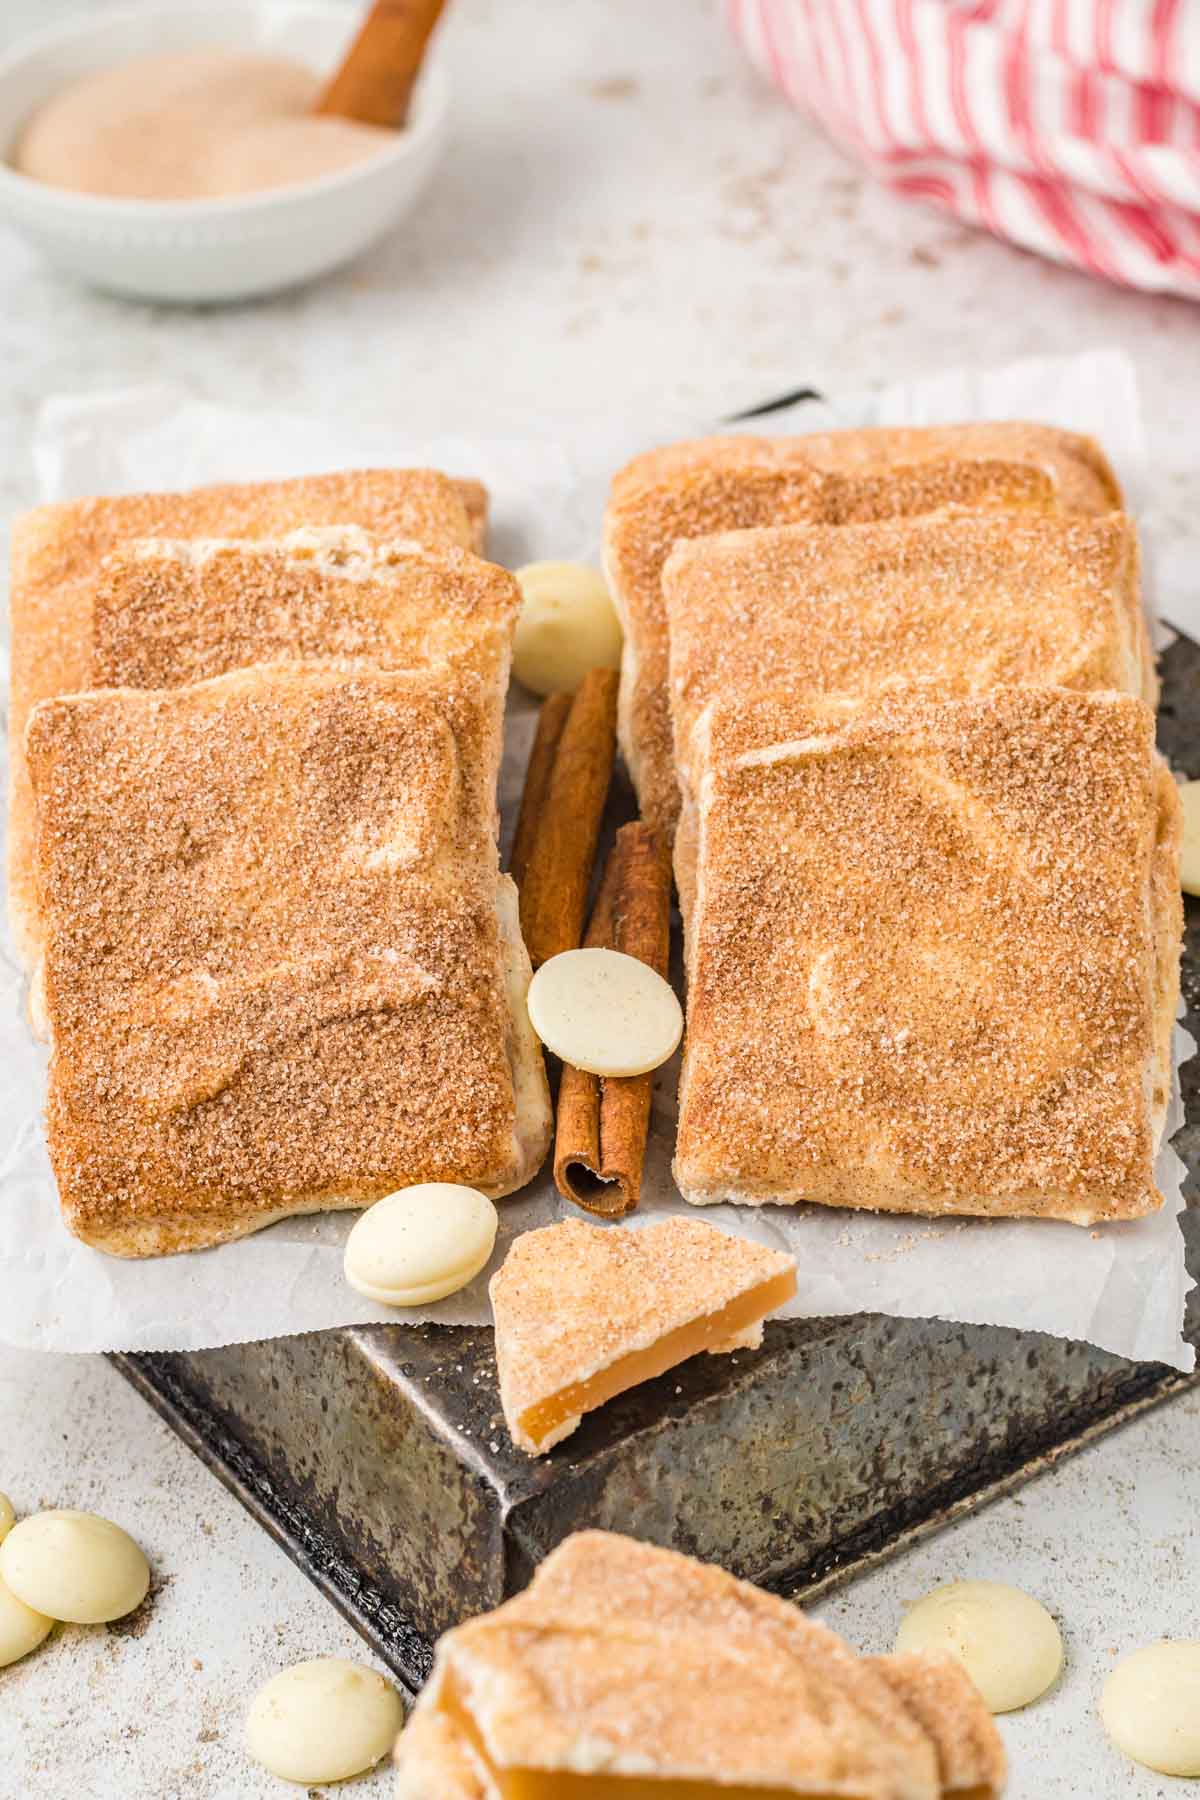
left=112, top=1348, right=430, bottom=1695
left=111, top=1340, right=1193, bottom=1687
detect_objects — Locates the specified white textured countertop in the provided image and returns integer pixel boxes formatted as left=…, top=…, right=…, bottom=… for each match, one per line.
left=1, top=1, right=1197, bottom=1795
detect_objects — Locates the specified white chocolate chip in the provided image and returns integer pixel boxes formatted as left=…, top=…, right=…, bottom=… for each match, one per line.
left=1180, top=780, right=1200, bottom=896
left=343, top=1184, right=498, bottom=1307
left=527, top=948, right=683, bottom=1077
left=0, top=1510, right=149, bottom=1625
left=0, top=1574, right=52, bottom=1667
left=245, top=1657, right=404, bottom=1784
left=0, top=1492, right=50, bottom=1669
left=513, top=561, right=623, bottom=697
left=1100, top=1641, right=1200, bottom=1776
left=894, top=1579, right=1062, bottom=1712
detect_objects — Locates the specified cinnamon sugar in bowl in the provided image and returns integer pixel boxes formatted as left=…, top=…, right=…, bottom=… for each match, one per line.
left=0, top=4, right=449, bottom=303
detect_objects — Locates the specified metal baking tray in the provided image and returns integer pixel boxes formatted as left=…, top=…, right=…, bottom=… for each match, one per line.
left=113, top=632, right=1200, bottom=1697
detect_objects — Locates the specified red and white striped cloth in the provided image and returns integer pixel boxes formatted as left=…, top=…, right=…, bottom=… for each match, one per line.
left=727, top=0, right=1200, bottom=299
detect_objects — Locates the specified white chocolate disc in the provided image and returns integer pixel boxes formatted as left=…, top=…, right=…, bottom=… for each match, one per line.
left=343, top=1184, right=499, bottom=1308
left=245, top=1656, right=404, bottom=1784
left=0, top=1575, right=52, bottom=1668
left=512, top=561, right=623, bottom=697
left=1180, top=781, right=1200, bottom=896
left=0, top=1510, right=149, bottom=1625
left=894, top=1579, right=1062, bottom=1713
left=527, top=948, right=683, bottom=1077
left=0, top=1492, right=13, bottom=1544
left=1101, top=1641, right=1200, bottom=1776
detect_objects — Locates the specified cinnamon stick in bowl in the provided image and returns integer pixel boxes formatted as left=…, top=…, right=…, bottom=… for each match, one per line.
left=553, top=823, right=671, bottom=1217
left=317, top=0, right=451, bottom=129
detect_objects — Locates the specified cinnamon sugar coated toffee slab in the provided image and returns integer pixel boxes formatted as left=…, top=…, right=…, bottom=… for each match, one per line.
left=92, top=528, right=519, bottom=701
left=603, top=420, right=1122, bottom=840
left=393, top=1530, right=1007, bottom=1797
left=27, top=662, right=549, bottom=1255
left=7, top=467, right=485, bottom=966
left=664, top=510, right=1152, bottom=929
left=90, top=527, right=520, bottom=834
left=675, top=683, right=1181, bottom=1225
left=616, top=422, right=1120, bottom=512
left=664, top=511, right=1152, bottom=798
left=489, top=1217, right=796, bottom=1453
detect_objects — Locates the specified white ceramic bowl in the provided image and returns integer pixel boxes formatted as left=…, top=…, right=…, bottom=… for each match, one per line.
left=0, top=2, right=449, bottom=304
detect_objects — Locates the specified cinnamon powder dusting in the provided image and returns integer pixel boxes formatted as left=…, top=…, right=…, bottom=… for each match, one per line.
left=8, top=468, right=480, bottom=966
left=603, top=420, right=1120, bottom=838
left=28, top=663, right=522, bottom=1254
left=676, top=683, right=1175, bottom=1224
left=664, top=510, right=1149, bottom=797
left=396, top=1531, right=1004, bottom=1796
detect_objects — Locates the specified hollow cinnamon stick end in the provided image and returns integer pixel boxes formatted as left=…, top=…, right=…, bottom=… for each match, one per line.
left=553, top=1151, right=637, bottom=1219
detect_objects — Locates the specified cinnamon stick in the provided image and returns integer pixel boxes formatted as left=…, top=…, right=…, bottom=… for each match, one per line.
left=509, top=691, right=571, bottom=890
left=517, top=668, right=618, bottom=968
left=316, top=0, right=450, bottom=129
left=554, top=823, right=671, bottom=1217
left=552, top=846, right=622, bottom=1205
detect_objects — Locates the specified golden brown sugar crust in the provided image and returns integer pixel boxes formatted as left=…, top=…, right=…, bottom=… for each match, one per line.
left=604, top=422, right=1123, bottom=839
left=8, top=468, right=476, bottom=968
left=802, top=421, right=1120, bottom=512
left=439, top=1624, right=938, bottom=1797
left=665, top=510, right=1150, bottom=929
left=664, top=512, right=1150, bottom=803
left=514, top=1534, right=917, bottom=1727
left=398, top=1531, right=981, bottom=1796
left=489, top=1217, right=795, bottom=1453
left=393, top=1710, right=487, bottom=1800
left=453, top=477, right=490, bottom=551
left=28, top=663, right=547, bottom=1257
left=605, top=455, right=827, bottom=838
left=93, top=530, right=518, bottom=696
left=1151, top=764, right=1184, bottom=1140
left=614, top=422, right=1121, bottom=514
left=90, top=529, right=519, bottom=815
left=871, top=1655, right=1006, bottom=1799
left=675, top=683, right=1174, bottom=1225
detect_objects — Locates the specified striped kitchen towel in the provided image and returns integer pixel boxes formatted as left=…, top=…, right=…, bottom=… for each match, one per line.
left=728, top=0, right=1200, bottom=299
